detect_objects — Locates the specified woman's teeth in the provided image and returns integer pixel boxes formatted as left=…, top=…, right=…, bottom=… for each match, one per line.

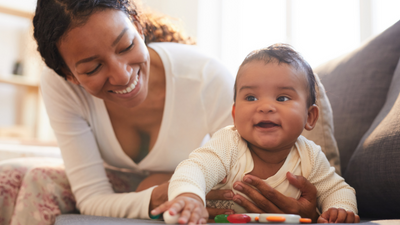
left=114, top=75, right=139, bottom=94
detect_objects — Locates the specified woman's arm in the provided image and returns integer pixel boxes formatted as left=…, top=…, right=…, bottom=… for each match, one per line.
left=136, top=172, right=173, bottom=192
left=136, top=173, right=171, bottom=213
left=41, top=70, right=156, bottom=219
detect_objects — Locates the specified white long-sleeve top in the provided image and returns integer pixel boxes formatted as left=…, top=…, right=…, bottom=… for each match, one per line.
left=40, top=42, right=235, bottom=219
left=169, top=126, right=357, bottom=214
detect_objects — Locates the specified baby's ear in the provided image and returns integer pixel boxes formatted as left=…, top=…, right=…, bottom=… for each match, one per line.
left=305, top=104, right=319, bottom=131
left=231, top=104, right=236, bottom=125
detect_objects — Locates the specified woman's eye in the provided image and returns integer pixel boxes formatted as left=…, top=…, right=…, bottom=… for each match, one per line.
left=277, top=96, right=290, bottom=102
left=86, top=64, right=101, bottom=75
left=121, top=41, right=134, bottom=53
left=245, top=96, right=257, bottom=101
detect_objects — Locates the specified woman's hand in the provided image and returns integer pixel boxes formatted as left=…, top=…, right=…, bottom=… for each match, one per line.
left=205, top=189, right=235, bottom=218
left=142, top=173, right=173, bottom=213
left=151, top=193, right=208, bottom=225
left=149, top=181, right=169, bottom=213
left=317, top=208, right=360, bottom=223
left=205, top=176, right=235, bottom=220
left=232, top=172, right=319, bottom=222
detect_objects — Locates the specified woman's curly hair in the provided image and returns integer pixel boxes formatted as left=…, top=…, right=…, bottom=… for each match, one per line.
left=33, top=0, right=195, bottom=78
left=141, top=11, right=195, bottom=45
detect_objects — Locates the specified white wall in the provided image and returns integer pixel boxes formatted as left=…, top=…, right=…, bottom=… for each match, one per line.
left=0, top=0, right=36, bottom=12
left=142, top=0, right=199, bottom=38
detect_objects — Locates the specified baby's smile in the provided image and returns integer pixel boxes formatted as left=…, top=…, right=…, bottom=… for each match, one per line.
left=254, top=120, right=280, bottom=128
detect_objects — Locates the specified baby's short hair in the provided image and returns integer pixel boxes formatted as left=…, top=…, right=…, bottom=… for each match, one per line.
left=234, top=43, right=317, bottom=107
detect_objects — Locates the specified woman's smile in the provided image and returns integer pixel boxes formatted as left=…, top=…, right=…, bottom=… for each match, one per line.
left=110, top=72, right=140, bottom=95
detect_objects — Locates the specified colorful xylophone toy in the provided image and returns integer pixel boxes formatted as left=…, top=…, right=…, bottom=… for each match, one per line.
left=214, top=213, right=312, bottom=223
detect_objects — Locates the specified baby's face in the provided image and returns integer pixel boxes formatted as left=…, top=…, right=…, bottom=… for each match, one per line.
left=233, top=61, right=313, bottom=153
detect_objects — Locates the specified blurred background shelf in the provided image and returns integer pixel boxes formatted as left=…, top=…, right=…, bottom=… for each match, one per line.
left=0, top=75, right=39, bottom=87
left=0, top=5, right=33, bottom=19
left=0, top=75, right=40, bottom=139
left=0, top=4, right=54, bottom=142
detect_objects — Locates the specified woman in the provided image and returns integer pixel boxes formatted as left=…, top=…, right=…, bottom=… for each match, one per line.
left=0, top=0, right=320, bottom=224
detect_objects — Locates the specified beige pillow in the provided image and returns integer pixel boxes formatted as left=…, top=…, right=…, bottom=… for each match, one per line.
left=301, top=74, right=341, bottom=175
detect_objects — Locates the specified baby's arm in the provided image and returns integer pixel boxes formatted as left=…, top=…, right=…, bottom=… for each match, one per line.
left=317, top=208, right=360, bottom=223
left=153, top=127, right=239, bottom=224
left=306, top=143, right=359, bottom=223
left=151, top=193, right=208, bottom=224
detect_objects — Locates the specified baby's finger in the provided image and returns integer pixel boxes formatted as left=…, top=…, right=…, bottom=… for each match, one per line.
left=187, top=207, right=203, bottom=225
left=355, top=214, right=361, bottom=223
left=168, top=199, right=186, bottom=216
left=178, top=201, right=196, bottom=224
left=151, top=201, right=173, bottom=216
left=336, top=208, right=347, bottom=223
left=328, top=208, right=338, bottom=223
left=318, top=210, right=330, bottom=223
left=199, top=218, right=207, bottom=224
left=317, top=216, right=328, bottom=223
left=344, top=211, right=356, bottom=223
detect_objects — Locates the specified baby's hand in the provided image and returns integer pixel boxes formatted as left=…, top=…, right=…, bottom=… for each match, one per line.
left=151, top=193, right=208, bottom=225
left=317, top=208, right=360, bottom=223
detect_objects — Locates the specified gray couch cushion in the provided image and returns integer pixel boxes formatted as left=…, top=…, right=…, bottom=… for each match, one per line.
left=301, top=74, right=341, bottom=174
left=344, top=58, right=400, bottom=218
left=313, top=20, right=400, bottom=174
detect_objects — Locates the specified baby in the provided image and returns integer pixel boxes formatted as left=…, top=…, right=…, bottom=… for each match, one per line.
left=152, top=44, right=359, bottom=224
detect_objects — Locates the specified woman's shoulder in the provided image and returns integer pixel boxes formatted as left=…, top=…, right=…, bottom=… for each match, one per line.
left=148, top=42, right=209, bottom=59
left=40, top=68, right=94, bottom=110
left=148, top=42, right=229, bottom=79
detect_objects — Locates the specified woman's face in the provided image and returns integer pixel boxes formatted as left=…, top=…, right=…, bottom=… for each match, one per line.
left=58, top=9, right=150, bottom=108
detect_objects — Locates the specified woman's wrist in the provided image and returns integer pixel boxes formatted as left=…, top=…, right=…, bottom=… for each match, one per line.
left=149, top=182, right=169, bottom=213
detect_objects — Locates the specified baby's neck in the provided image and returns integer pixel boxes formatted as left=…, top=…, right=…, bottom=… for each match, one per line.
left=247, top=145, right=292, bottom=180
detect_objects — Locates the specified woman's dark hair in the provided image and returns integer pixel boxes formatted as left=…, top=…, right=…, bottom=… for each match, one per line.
left=233, top=43, right=317, bottom=107
left=33, top=0, right=195, bottom=78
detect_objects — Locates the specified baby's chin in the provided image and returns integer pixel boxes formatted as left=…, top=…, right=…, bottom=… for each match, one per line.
left=250, top=138, right=296, bottom=152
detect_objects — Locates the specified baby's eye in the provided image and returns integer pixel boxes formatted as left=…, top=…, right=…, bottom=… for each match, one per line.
left=245, top=96, right=258, bottom=101
left=277, top=96, right=290, bottom=102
